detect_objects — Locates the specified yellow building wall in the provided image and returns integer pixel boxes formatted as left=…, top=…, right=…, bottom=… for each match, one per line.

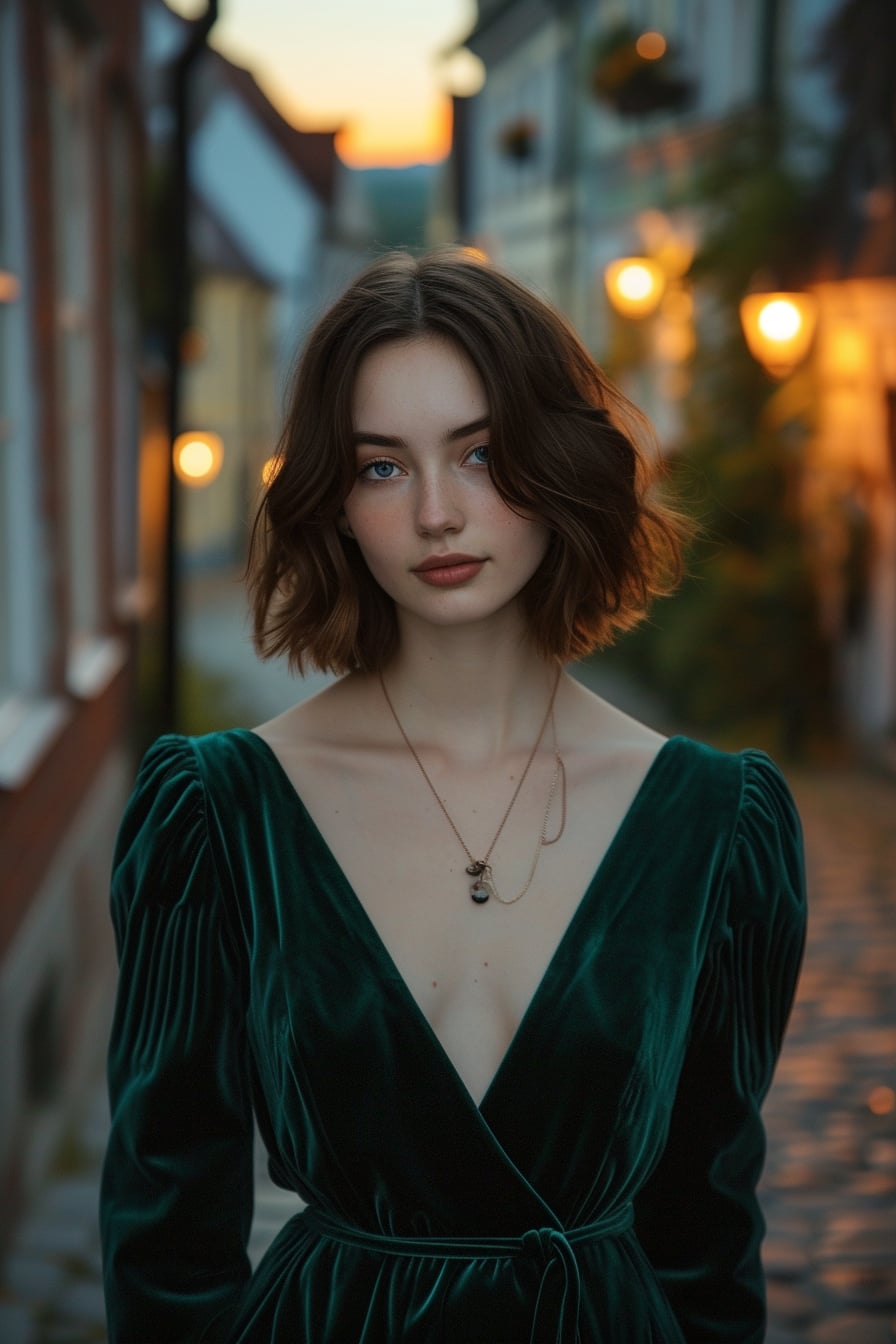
left=180, top=274, right=279, bottom=566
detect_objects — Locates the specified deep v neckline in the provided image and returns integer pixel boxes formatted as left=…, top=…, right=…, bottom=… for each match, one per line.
left=237, top=728, right=682, bottom=1115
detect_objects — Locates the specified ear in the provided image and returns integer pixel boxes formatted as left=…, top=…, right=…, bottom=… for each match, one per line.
left=336, top=514, right=355, bottom=540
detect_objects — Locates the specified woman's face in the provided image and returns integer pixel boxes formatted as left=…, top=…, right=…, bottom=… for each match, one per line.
left=342, top=335, right=550, bottom=638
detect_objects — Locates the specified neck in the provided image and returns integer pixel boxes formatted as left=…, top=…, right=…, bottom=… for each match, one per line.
left=378, top=615, right=560, bottom=765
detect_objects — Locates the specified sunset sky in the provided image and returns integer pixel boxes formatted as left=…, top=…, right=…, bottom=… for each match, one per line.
left=165, top=0, right=478, bottom=167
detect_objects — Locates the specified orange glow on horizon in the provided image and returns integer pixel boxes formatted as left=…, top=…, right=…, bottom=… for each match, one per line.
left=335, top=94, right=453, bottom=168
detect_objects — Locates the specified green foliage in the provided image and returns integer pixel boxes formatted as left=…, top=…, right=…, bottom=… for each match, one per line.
left=589, top=21, right=692, bottom=117
left=177, top=660, right=256, bottom=736
left=609, top=112, right=838, bottom=757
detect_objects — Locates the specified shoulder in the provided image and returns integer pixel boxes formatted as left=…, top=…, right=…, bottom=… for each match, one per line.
left=662, top=736, right=801, bottom=835
left=112, top=731, right=258, bottom=917
left=116, top=733, right=206, bottom=861
left=122, top=729, right=262, bottom=818
left=728, top=747, right=806, bottom=924
left=678, top=739, right=806, bottom=934
left=646, top=737, right=806, bottom=941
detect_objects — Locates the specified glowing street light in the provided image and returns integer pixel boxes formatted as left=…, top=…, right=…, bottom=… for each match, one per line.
left=604, top=257, right=665, bottom=319
left=172, top=430, right=223, bottom=486
left=739, top=291, right=817, bottom=378
left=635, top=31, right=667, bottom=60
left=0, top=271, right=20, bottom=303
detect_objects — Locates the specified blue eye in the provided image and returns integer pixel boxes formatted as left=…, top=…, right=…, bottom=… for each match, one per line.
left=359, top=458, right=401, bottom=480
left=468, top=444, right=489, bottom=465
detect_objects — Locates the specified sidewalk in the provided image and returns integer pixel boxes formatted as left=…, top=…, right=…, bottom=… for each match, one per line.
left=2, top=569, right=894, bottom=1342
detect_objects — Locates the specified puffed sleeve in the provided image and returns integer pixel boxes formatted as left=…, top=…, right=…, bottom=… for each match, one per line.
left=100, top=735, right=254, bottom=1343
left=633, top=750, right=807, bottom=1342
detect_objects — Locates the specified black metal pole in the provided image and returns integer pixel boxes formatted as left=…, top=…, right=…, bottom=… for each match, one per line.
left=757, top=0, right=780, bottom=109
left=161, top=1, right=219, bottom=731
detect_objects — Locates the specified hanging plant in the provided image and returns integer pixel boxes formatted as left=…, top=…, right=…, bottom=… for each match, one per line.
left=497, top=116, right=539, bottom=162
left=589, top=22, right=692, bottom=117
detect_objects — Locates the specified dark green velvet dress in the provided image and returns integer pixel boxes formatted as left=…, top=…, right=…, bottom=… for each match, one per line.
left=100, top=730, right=806, bottom=1343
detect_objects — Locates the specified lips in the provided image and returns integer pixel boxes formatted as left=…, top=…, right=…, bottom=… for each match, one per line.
left=412, top=554, right=486, bottom=587
left=413, top=553, right=485, bottom=573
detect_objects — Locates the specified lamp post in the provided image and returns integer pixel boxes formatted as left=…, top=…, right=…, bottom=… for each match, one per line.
left=0, top=271, right=20, bottom=303
left=173, top=430, right=224, bottom=487
left=161, top=0, right=219, bottom=732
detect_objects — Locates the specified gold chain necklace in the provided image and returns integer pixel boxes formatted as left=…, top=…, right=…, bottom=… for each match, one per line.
left=378, top=670, right=566, bottom=905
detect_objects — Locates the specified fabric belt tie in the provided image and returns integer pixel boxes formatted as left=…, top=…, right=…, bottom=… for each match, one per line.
left=302, top=1202, right=634, bottom=1344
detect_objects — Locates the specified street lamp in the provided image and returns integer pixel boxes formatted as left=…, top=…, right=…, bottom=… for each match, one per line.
left=173, top=430, right=223, bottom=487
left=604, top=256, right=665, bottom=318
left=161, top=0, right=219, bottom=732
left=0, top=271, right=20, bottom=303
left=739, top=291, right=818, bottom=378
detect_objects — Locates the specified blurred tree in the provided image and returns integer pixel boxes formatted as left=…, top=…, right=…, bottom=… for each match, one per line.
left=603, top=112, right=838, bottom=757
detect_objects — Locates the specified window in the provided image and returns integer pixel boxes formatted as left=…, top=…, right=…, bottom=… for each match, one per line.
left=0, top=0, right=64, bottom=788
left=107, top=102, right=140, bottom=610
left=48, top=23, right=102, bottom=677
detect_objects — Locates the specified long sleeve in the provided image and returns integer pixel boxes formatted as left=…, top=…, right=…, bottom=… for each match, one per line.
left=633, top=750, right=807, bottom=1342
left=100, top=735, right=254, bottom=1343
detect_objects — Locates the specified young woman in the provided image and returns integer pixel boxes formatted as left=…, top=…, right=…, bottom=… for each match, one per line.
left=100, top=249, right=806, bottom=1343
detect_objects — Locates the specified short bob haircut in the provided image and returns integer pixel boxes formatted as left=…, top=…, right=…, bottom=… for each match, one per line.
left=248, top=247, right=685, bottom=673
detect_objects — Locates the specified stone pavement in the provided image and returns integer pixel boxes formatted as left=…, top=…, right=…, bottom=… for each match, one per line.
left=759, top=767, right=896, bottom=1344
left=1, top=571, right=894, bottom=1341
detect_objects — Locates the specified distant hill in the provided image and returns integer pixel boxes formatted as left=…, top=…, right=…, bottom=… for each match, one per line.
left=352, top=163, right=439, bottom=250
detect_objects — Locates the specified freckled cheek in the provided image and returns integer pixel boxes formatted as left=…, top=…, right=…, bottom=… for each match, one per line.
left=344, top=512, right=408, bottom=580
left=343, top=498, right=403, bottom=549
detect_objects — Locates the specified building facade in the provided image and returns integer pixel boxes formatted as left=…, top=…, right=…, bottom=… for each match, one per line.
left=0, top=0, right=145, bottom=1243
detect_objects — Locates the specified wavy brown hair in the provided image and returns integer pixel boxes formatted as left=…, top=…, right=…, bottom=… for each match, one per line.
left=248, top=248, right=686, bottom=673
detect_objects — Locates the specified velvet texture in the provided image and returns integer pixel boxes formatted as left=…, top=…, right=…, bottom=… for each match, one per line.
left=100, top=730, right=806, bottom=1343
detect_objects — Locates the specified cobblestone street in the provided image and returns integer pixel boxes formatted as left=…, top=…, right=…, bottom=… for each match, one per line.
left=760, top=766, right=896, bottom=1343
left=2, top=707, right=894, bottom=1340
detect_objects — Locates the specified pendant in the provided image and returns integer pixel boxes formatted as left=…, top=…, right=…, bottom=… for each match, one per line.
left=466, top=861, right=486, bottom=876
left=470, top=865, right=496, bottom=904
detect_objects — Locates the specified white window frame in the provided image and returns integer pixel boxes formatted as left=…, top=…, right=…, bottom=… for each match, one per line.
left=0, top=0, right=69, bottom=790
left=48, top=20, right=125, bottom=702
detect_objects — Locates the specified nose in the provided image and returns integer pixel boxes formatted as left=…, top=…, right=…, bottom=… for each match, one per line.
left=415, top=470, right=464, bottom=537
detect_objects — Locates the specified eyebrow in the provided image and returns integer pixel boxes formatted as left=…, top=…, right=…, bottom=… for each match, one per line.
left=352, top=416, right=491, bottom=449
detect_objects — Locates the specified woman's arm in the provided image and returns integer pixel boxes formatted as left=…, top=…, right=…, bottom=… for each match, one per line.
left=634, top=751, right=807, bottom=1342
left=100, top=736, right=254, bottom=1343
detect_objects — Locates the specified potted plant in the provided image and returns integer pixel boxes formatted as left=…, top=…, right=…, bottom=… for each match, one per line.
left=589, top=22, right=692, bottom=117
left=497, top=115, right=539, bottom=162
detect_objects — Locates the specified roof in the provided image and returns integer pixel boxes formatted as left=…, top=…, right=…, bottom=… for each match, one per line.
left=189, top=193, right=275, bottom=284
left=205, top=49, right=340, bottom=207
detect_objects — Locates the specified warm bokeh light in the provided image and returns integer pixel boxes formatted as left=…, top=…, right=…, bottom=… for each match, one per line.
left=173, top=431, right=224, bottom=487
left=758, top=299, right=802, bottom=342
left=660, top=285, right=694, bottom=323
left=868, top=1085, right=895, bottom=1116
left=0, top=271, right=21, bottom=303
left=739, top=291, right=818, bottom=377
left=819, top=323, right=873, bottom=382
left=636, top=31, right=667, bottom=60
left=261, top=455, right=282, bottom=487
left=604, top=257, right=665, bottom=319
